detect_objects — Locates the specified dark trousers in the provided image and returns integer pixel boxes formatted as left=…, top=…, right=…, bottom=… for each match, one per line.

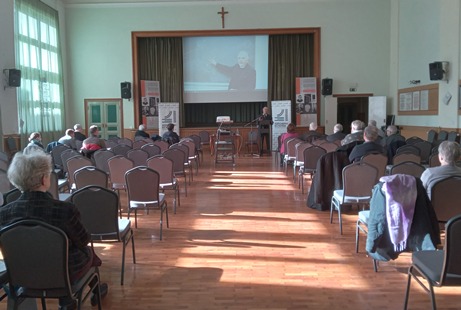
left=260, top=133, right=270, bottom=154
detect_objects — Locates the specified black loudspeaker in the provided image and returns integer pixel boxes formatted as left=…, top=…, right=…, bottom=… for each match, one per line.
left=321, top=78, right=333, bottom=96
left=7, top=69, right=21, bottom=87
left=429, top=62, right=444, bottom=80
left=121, top=82, right=131, bottom=99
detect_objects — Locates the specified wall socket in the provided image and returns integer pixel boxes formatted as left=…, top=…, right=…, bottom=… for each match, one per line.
left=349, top=87, right=356, bottom=92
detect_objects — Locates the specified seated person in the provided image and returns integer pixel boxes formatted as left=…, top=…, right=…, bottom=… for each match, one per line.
left=421, top=141, right=461, bottom=199
left=348, top=125, right=386, bottom=162
left=81, top=125, right=106, bottom=152
left=279, top=123, right=299, bottom=166
left=58, top=128, right=77, bottom=150
left=27, top=132, right=44, bottom=149
left=300, top=122, right=322, bottom=143
left=162, top=123, right=180, bottom=145
left=134, top=124, right=150, bottom=140
left=0, top=149, right=108, bottom=308
left=326, top=123, right=346, bottom=142
left=381, top=125, right=405, bottom=147
left=73, top=124, right=87, bottom=142
left=341, top=120, right=365, bottom=146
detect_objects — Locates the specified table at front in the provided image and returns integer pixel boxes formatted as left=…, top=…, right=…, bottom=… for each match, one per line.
left=209, top=134, right=242, bottom=156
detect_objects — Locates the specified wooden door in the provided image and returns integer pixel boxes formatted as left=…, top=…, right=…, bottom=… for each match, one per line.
left=84, top=98, right=123, bottom=139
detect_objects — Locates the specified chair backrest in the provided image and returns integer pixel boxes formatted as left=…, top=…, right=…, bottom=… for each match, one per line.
left=49, top=171, right=60, bottom=199
left=198, top=131, right=210, bottom=145
left=180, top=140, right=196, bottom=159
left=302, top=146, right=327, bottom=172
left=447, top=131, right=459, bottom=142
left=0, top=169, right=11, bottom=193
left=0, top=151, right=8, bottom=163
left=111, top=144, right=132, bottom=157
left=342, top=162, right=379, bottom=197
left=117, top=137, right=133, bottom=147
left=147, top=156, right=175, bottom=185
left=319, top=141, right=338, bottom=153
left=93, top=149, right=115, bottom=174
left=70, top=186, right=119, bottom=237
left=248, top=131, right=258, bottom=143
left=361, top=153, right=388, bottom=178
left=389, top=161, right=426, bottom=178
left=125, top=166, right=161, bottom=203
left=132, top=139, right=148, bottom=150
left=438, top=130, right=448, bottom=141
left=107, top=155, right=134, bottom=187
left=189, top=134, right=202, bottom=151
left=127, top=149, right=149, bottom=167
left=429, top=152, right=441, bottom=167
left=66, top=155, right=93, bottom=186
left=142, top=143, right=162, bottom=158
left=392, top=152, right=421, bottom=165
left=442, top=214, right=461, bottom=282
left=0, top=219, right=72, bottom=297
left=170, top=143, right=190, bottom=164
left=405, top=136, right=424, bottom=145
left=427, top=129, right=438, bottom=144
left=60, top=149, right=81, bottom=173
left=0, top=160, right=8, bottom=173
left=413, top=141, right=432, bottom=163
left=153, top=140, right=169, bottom=153
left=312, top=137, right=327, bottom=146
left=51, top=144, right=70, bottom=169
left=105, top=139, right=118, bottom=149
left=3, top=188, right=21, bottom=206
left=396, top=144, right=420, bottom=156
left=74, top=166, right=109, bottom=190
left=294, top=142, right=311, bottom=162
left=430, top=176, right=461, bottom=223
left=6, top=137, right=18, bottom=159
left=163, top=148, right=186, bottom=175
left=286, top=138, right=303, bottom=158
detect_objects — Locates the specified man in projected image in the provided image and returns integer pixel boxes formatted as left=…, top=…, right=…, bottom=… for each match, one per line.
left=210, top=50, right=256, bottom=90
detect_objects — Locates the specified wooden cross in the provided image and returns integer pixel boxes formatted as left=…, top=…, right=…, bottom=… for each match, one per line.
left=218, top=7, right=228, bottom=29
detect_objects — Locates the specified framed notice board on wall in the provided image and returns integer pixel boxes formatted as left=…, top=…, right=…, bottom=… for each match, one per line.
left=398, top=83, right=438, bottom=115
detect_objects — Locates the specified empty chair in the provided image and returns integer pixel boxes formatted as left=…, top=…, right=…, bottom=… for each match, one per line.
left=293, top=142, right=311, bottom=183
left=127, top=148, right=149, bottom=167
left=66, top=155, right=93, bottom=191
left=390, top=161, right=425, bottom=178
left=153, top=140, right=169, bottom=153
left=188, top=134, right=203, bottom=163
left=50, top=144, right=70, bottom=171
left=396, top=144, right=420, bottom=156
left=0, top=169, right=11, bottom=193
left=413, top=141, right=432, bottom=164
left=147, top=156, right=180, bottom=213
left=141, top=143, right=162, bottom=158
left=392, top=152, right=421, bottom=165
left=163, top=148, right=188, bottom=196
left=117, top=137, right=133, bottom=147
left=74, top=166, right=109, bottom=190
left=107, top=155, right=134, bottom=194
left=70, top=186, right=135, bottom=285
left=180, top=140, right=199, bottom=176
left=404, top=214, right=461, bottom=310
left=5, top=136, right=18, bottom=159
left=405, top=136, right=424, bottom=145
left=170, top=143, right=193, bottom=183
left=60, top=149, right=81, bottom=174
left=198, top=130, right=210, bottom=148
left=0, top=219, right=102, bottom=309
left=49, top=171, right=72, bottom=201
left=284, top=138, right=303, bottom=176
left=437, top=130, right=448, bottom=141
left=105, top=139, right=118, bottom=149
left=125, top=167, right=169, bottom=239
left=93, top=149, right=115, bottom=175
left=447, top=131, right=459, bottom=142
left=246, top=131, right=260, bottom=155
left=330, top=162, right=378, bottom=235
left=427, top=129, right=438, bottom=144
left=112, top=144, right=132, bottom=157
left=132, top=139, right=148, bottom=150
left=299, top=146, right=326, bottom=194
left=319, top=141, right=338, bottom=153
left=430, top=176, right=461, bottom=224
left=361, top=153, right=387, bottom=179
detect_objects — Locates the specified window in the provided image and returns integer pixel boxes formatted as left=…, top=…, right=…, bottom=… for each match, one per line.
left=14, top=0, right=64, bottom=138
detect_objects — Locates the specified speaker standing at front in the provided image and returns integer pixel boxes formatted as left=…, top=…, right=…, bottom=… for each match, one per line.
left=321, top=78, right=333, bottom=96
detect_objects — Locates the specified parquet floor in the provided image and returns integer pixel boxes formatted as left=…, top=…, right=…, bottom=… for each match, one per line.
left=3, top=152, right=461, bottom=309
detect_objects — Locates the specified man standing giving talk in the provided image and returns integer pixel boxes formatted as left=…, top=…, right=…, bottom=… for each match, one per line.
left=258, top=106, right=273, bottom=156
left=210, top=50, right=256, bottom=90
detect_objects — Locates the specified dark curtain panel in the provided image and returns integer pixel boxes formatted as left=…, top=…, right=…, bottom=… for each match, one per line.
left=268, top=34, right=313, bottom=124
left=137, top=37, right=184, bottom=126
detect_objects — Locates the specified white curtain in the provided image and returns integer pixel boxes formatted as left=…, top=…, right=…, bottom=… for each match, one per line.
left=14, top=0, right=65, bottom=147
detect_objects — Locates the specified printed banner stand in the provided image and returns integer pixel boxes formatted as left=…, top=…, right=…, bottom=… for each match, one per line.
left=158, top=102, right=180, bottom=137
left=271, top=100, right=292, bottom=151
left=141, top=80, right=160, bottom=129
left=295, top=77, right=317, bottom=127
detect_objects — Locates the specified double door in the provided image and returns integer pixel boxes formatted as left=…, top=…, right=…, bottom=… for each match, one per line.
left=84, top=98, right=123, bottom=139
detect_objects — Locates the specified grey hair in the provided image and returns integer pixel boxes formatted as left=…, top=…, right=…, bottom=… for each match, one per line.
left=387, top=125, right=398, bottom=135
left=309, top=122, right=317, bottom=131
left=74, top=124, right=82, bottom=131
left=8, top=150, right=52, bottom=192
left=351, top=120, right=363, bottom=132
left=363, top=126, right=379, bottom=142
left=438, top=141, right=461, bottom=165
left=139, top=124, right=145, bottom=131
left=334, top=123, right=343, bottom=133
left=368, top=120, right=377, bottom=127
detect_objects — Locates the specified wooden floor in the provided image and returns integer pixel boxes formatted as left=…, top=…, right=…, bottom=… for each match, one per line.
left=4, top=152, right=461, bottom=309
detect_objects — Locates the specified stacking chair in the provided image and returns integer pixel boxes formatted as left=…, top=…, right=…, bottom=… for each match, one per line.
left=404, top=214, right=461, bottom=310
left=70, top=186, right=135, bottom=285
left=447, top=131, right=459, bottom=142
left=49, top=171, right=72, bottom=201
left=361, top=153, right=387, bottom=179
left=132, top=139, right=148, bottom=150
left=284, top=138, right=302, bottom=176
left=189, top=134, right=203, bottom=164
left=430, top=176, right=461, bottom=224
left=298, top=146, right=326, bottom=194
left=392, top=152, right=421, bottom=166
left=319, top=141, right=338, bottom=153
left=0, top=219, right=102, bottom=309
left=153, top=140, right=169, bottom=153
left=413, top=141, right=432, bottom=164
left=60, top=149, right=81, bottom=175
left=198, top=130, right=210, bottom=148
left=50, top=144, right=70, bottom=172
left=141, top=143, right=162, bottom=158
left=396, top=144, right=420, bottom=156
left=292, top=142, right=311, bottom=183
left=429, top=153, right=441, bottom=167
left=163, top=148, right=188, bottom=196
left=427, top=129, right=438, bottom=144
left=117, top=137, right=133, bottom=147
left=5, top=136, right=18, bottom=160
left=437, top=130, right=448, bottom=141
left=74, top=166, right=109, bottom=190
left=127, top=148, right=149, bottom=167
left=125, top=167, right=169, bottom=240
left=105, top=139, right=118, bottom=149
left=405, top=136, right=424, bottom=145
left=93, top=148, right=115, bottom=175
left=389, top=161, right=425, bottom=177
left=111, top=144, right=132, bottom=157
left=330, top=162, right=378, bottom=235
left=108, top=156, right=134, bottom=217
left=147, top=156, right=180, bottom=213
left=180, top=140, right=199, bottom=175
left=0, top=169, right=11, bottom=194
left=2, top=187, right=21, bottom=206
left=246, top=131, right=260, bottom=155
left=171, top=143, right=193, bottom=183
left=66, top=155, right=93, bottom=191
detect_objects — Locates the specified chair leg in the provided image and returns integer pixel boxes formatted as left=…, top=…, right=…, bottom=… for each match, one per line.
left=130, top=230, right=136, bottom=264
left=373, top=259, right=378, bottom=272
left=121, top=236, right=126, bottom=285
left=403, top=266, right=413, bottom=310
left=355, top=220, right=360, bottom=253
left=338, top=204, right=343, bottom=235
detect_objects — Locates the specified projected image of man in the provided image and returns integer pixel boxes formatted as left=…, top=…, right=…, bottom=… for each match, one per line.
left=210, top=50, right=256, bottom=90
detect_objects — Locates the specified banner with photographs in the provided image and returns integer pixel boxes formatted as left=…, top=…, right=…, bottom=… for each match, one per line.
left=158, top=102, right=180, bottom=137
left=271, top=100, right=291, bottom=151
left=141, top=80, right=161, bottom=129
left=295, top=77, right=317, bottom=127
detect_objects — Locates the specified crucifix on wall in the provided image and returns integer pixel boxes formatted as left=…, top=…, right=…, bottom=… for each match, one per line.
left=217, top=7, right=228, bottom=29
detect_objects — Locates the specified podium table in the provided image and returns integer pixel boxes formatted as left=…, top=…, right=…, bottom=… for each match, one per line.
left=209, top=134, right=242, bottom=156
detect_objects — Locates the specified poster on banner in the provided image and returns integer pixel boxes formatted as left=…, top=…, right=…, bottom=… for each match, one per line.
left=158, top=102, right=180, bottom=137
left=141, top=80, right=161, bottom=129
left=271, top=100, right=291, bottom=151
left=295, top=77, right=317, bottom=127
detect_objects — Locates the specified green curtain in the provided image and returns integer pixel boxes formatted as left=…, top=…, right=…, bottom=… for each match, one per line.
left=14, top=0, right=65, bottom=147
left=138, top=37, right=184, bottom=126
left=268, top=34, right=313, bottom=124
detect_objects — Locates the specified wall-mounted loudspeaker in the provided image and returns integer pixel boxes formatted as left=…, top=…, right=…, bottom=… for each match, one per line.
left=4, top=69, right=21, bottom=87
left=429, top=61, right=448, bottom=81
left=121, top=82, right=131, bottom=99
left=321, top=78, right=333, bottom=96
